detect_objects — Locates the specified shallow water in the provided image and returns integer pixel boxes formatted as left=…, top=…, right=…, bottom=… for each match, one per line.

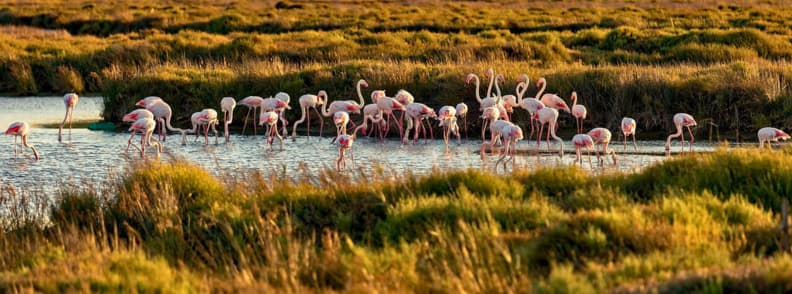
left=0, top=97, right=718, bottom=195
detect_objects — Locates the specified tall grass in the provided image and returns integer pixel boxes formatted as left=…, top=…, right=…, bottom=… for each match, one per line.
left=2, top=149, right=792, bottom=291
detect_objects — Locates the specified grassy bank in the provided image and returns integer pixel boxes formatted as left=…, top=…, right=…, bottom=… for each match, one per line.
left=2, top=149, right=792, bottom=292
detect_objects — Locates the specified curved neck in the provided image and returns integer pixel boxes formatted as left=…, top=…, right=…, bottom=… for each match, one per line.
left=535, top=80, right=546, bottom=100
left=516, top=82, right=528, bottom=104
left=472, top=75, right=483, bottom=103
left=321, top=93, right=331, bottom=117
left=571, top=94, right=577, bottom=108
left=356, top=80, right=365, bottom=106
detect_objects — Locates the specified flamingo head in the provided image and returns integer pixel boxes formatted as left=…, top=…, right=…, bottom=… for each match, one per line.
left=456, top=103, right=468, bottom=114
left=777, top=130, right=791, bottom=140
left=360, top=80, right=369, bottom=88
left=497, top=74, right=505, bottom=83
left=570, top=92, right=578, bottom=102
left=517, top=74, right=529, bottom=83
left=485, top=68, right=494, bottom=77
left=465, top=73, right=476, bottom=85
left=536, top=78, right=546, bottom=88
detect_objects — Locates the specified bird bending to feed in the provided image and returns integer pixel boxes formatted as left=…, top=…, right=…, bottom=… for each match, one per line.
left=135, top=96, right=183, bottom=142
left=238, top=96, right=265, bottom=136
left=494, top=124, right=524, bottom=172
left=403, top=102, right=436, bottom=144
left=128, top=117, right=162, bottom=158
left=182, top=109, right=219, bottom=145
left=123, top=109, right=154, bottom=152
left=220, top=97, right=236, bottom=143
left=587, top=127, right=617, bottom=166
left=6, top=121, right=39, bottom=161
left=621, top=117, right=637, bottom=151
left=535, top=107, right=564, bottom=158
left=758, top=127, right=790, bottom=149
left=259, top=111, right=283, bottom=150
left=570, top=92, right=587, bottom=134
left=59, top=93, right=79, bottom=142
left=665, top=113, right=697, bottom=153
left=572, top=134, right=595, bottom=167
left=332, top=111, right=350, bottom=143
left=292, top=92, right=325, bottom=141
left=438, top=106, right=460, bottom=149
left=455, top=102, right=468, bottom=139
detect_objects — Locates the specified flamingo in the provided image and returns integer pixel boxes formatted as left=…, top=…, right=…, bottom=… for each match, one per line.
left=501, top=81, right=521, bottom=121
left=403, top=102, right=436, bottom=144
left=516, top=74, right=546, bottom=141
left=320, top=89, right=364, bottom=130
left=758, top=127, right=790, bottom=149
left=291, top=92, right=325, bottom=141
left=59, top=93, right=79, bottom=142
left=238, top=96, right=265, bottom=135
left=332, top=111, right=350, bottom=143
left=456, top=103, right=468, bottom=139
left=571, top=134, right=595, bottom=167
left=122, top=109, right=154, bottom=152
left=220, top=97, right=236, bottom=143
left=375, top=95, right=406, bottom=140
left=362, top=103, right=383, bottom=139
left=259, top=111, right=283, bottom=150
left=538, top=79, right=571, bottom=114
left=665, top=113, right=697, bottom=153
left=334, top=120, right=375, bottom=172
left=5, top=121, right=39, bottom=160
left=481, top=119, right=515, bottom=160
left=587, top=127, right=617, bottom=165
left=182, top=109, right=219, bottom=145
left=261, top=95, right=291, bottom=136
left=535, top=107, right=564, bottom=158
left=395, top=89, right=415, bottom=125
left=480, top=106, right=501, bottom=142
left=128, top=117, right=162, bottom=158
left=135, top=97, right=183, bottom=142
left=621, top=117, right=637, bottom=151
left=494, top=124, right=524, bottom=172
left=438, top=106, right=460, bottom=149
left=570, top=92, right=587, bottom=134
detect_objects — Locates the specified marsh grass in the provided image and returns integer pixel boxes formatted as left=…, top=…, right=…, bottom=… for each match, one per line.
left=2, top=149, right=792, bottom=292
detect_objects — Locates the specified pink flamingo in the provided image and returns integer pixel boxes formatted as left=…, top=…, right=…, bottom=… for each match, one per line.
left=182, top=109, right=219, bottom=145
left=5, top=121, right=39, bottom=160
left=571, top=134, right=595, bottom=167
left=220, top=97, right=236, bottom=143
left=621, top=117, right=637, bottom=151
left=403, top=102, right=436, bottom=144
left=259, top=111, right=283, bottom=150
left=570, top=92, right=587, bottom=134
left=334, top=121, right=374, bottom=172
left=261, top=95, right=291, bottom=136
left=59, top=93, right=79, bottom=142
left=123, top=109, right=154, bottom=152
left=481, top=119, right=514, bottom=160
left=238, top=96, right=265, bottom=135
left=587, top=127, right=616, bottom=165
left=128, top=117, right=162, bottom=157
left=494, top=124, right=523, bottom=171
left=362, top=103, right=385, bottom=139
left=291, top=92, right=325, bottom=141
left=516, top=74, right=546, bottom=141
left=438, top=106, right=460, bottom=149
left=535, top=107, right=564, bottom=158
left=455, top=103, right=468, bottom=139
left=332, top=111, right=350, bottom=143
left=135, top=96, right=183, bottom=142
left=758, top=127, right=790, bottom=149
left=480, top=106, right=501, bottom=142
left=320, top=89, right=364, bottom=129
left=538, top=79, right=571, bottom=114
left=395, top=89, right=415, bottom=125
left=665, top=113, right=697, bottom=153
left=375, top=95, right=406, bottom=140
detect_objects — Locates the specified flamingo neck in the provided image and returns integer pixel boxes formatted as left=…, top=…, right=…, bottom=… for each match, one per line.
left=486, top=72, right=495, bottom=98
left=356, top=81, right=365, bottom=106
left=321, top=94, right=331, bottom=117
left=516, top=82, right=528, bottom=104
left=535, top=80, right=546, bottom=100
left=494, top=75, right=502, bottom=98
left=472, top=75, right=482, bottom=103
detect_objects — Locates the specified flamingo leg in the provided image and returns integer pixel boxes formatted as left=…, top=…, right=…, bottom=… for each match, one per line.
left=587, top=148, right=593, bottom=168
left=241, top=108, right=251, bottom=135
left=623, top=133, right=628, bottom=152
left=687, top=126, right=695, bottom=152
left=680, top=129, right=685, bottom=153
left=312, top=107, right=324, bottom=138
left=127, top=129, right=138, bottom=152
left=13, top=135, right=18, bottom=159
left=414, top=118, right=421, bottom=143
left=632, top=134, right=638, bottom=151
left=576, top=147, right=581, bottom=164
left=68, top=108, right=73, bottom=139
left=390, top=112, right=404, bottom=140
left=463, top=116, right=468, bottom=140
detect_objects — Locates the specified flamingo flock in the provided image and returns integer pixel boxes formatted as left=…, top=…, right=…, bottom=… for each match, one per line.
left=4, top=73, right=790, bottom=173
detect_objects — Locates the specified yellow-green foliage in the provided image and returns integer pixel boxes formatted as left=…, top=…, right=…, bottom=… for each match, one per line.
left=3, top=148, right=792, bottom=291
